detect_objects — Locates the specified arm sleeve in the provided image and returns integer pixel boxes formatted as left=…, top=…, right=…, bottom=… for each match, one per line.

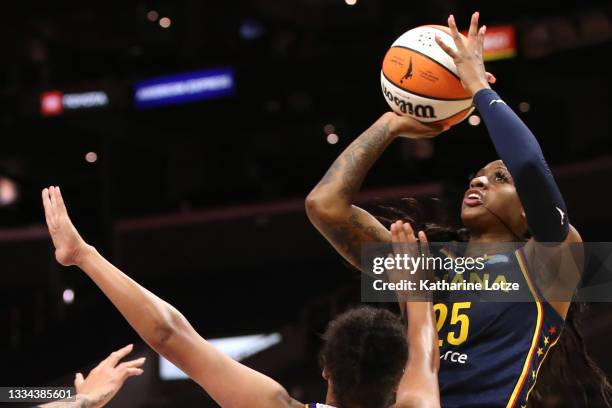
left=473, top=88, right=569, bottom=242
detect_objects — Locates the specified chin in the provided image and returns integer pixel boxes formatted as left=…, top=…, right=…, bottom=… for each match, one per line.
left=460, top=204, right=488, bottom=225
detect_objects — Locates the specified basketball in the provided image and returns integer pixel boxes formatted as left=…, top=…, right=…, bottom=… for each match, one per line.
left=381, top=25, right=474, bottom=126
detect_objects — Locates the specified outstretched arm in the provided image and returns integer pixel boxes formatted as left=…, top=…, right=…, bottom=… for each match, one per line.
left=38, top=344, right=144, bottom=408
left=436, top=12, right=579, bottom=244
left=41, top=187, right=301, bottom=408
left=436, top=12, right=582, bottom=318
left=390, top=221, right=440, bottom=408
left=306, top=113, right=445, bottom=269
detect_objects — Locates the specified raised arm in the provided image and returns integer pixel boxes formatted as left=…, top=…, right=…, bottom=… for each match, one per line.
left=435, top=12, right=579, bottom=244
left=390, top=221, right=440, bottom=408
left=306, top=113, right=445, bottom=269
left=435, top=12, right=582, bottom=318
left=41, top=187, right=301, bottom=408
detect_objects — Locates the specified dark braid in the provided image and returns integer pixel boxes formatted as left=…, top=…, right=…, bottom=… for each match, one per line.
left=376, top=197, right=469, bottom=242
left=528, top=303, right=612, bottom=408
left=376, top=198, right=612, bottom=407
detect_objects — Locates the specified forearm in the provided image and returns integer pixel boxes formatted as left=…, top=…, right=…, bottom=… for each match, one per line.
left=396, top=301, right=440, bottom=406
left=76, top=246, right=179, bottom=349
left=37, top=395, right=93, bottom=408
left=307, top=113, right=397, bottom=212
left=474, top=89, right=569, bottom=241
left=405, top=301, right=439, bottom=373
left=305, top=114, right=397, bottom=267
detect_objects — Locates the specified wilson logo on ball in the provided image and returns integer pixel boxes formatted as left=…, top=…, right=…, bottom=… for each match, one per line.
left=382, top=84, right=437, bottom=118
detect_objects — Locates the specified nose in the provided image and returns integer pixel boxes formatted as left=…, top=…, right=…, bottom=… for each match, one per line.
left=470, top=175, right=488, bottom=189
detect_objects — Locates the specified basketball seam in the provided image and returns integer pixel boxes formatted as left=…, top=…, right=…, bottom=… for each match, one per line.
left=389, top=45, right=462, bottom=82
left=381, top=71, right=472, bottom=102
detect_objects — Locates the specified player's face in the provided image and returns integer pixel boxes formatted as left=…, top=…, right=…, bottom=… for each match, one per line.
left=461, top=160, right=528, bottom=239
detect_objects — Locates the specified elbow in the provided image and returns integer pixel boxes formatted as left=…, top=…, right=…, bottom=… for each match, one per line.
left=148, top=307, right=189, bottom=353
left=305, top=192, right=346, bottom=226
left=305, top=192, right=323, bottom=221
left=150, top=322, right=175, bottom=351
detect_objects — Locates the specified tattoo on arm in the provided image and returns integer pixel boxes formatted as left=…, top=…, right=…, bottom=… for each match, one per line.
left=310, top=118, right=395, bottom=268
left=37, top=391, right=112, bottom=408
left=316, top=122, right=394, bottom=200
left=319, top=211, right=389, bottom=267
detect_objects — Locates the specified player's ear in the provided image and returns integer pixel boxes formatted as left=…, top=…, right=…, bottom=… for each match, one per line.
left=521, top=211, right=526, bottom=219
left=322, top=366, right=330, bottom=380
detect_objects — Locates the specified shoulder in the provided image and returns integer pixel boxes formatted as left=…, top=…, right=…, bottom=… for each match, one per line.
left=566, top=224, right=582, bottom=243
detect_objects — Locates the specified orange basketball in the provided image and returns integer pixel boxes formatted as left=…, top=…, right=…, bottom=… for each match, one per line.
left=381, top=25, right=473, bottom=127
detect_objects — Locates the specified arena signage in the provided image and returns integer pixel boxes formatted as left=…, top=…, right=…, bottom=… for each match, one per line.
left=40, top=90, right=110, bottom=116
left=462, top=25, right=517, bottom=61
left=133, top=67, right=235, bottom=109
left=482, top=25, right=517, bottom=60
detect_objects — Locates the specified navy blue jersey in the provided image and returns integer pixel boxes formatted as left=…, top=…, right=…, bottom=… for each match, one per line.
left=436, top=246, right=564, bottom=408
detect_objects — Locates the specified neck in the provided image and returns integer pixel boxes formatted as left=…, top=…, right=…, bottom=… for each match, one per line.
left=466, top=231, right=521, bottom=257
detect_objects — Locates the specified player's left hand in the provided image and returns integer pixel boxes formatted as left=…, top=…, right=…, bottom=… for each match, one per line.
left=42, top=186, right=90, bottom=267
left=75, top=344, right=145, bottom=408
left=435, top=12, right=491, bottom=96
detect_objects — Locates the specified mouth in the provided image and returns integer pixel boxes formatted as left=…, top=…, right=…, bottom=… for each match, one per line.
left=463, top=189, right=484, bottom=207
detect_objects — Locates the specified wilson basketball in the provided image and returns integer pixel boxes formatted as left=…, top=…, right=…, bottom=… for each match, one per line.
left=381, top=25, right=474, bottom=126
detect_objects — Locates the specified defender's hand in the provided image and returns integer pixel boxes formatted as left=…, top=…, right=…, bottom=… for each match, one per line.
left=41, top=186, right=89, bottom=267
left=390, top=220, right=432, bottom=302
left=75, top=344, right=145, bottom=408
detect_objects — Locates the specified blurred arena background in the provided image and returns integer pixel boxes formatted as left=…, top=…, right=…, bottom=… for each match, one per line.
left=1, top=0, right=611, bottom=406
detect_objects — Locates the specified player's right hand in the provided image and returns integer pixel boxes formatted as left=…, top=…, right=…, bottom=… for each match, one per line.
left=435, top=12, right=490, bottom=96
left=41, top=186, right=89, bottom=267
left=385, top=112, right=448, bottom=140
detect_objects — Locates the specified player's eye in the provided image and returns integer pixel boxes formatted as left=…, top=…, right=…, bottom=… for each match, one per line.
left=494, top=170, right=510, bottom=183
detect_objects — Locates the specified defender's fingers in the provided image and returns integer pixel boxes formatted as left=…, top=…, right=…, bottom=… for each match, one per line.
left=125, top=368, right=144, bottom=378
left=49, top=186, right=58, bottom=209
left=468, top=11, right=479, bottom=39
left=395, top=220, right=407, bottom=242
left=397, top=221, right=414, bottom=257
left=42, top=188, right=56, bottom=226
left=105, top=344, right=134, bottom=367
left=394, top=220, right=407, bottom=242
left=391, top=222, right=405, bottom=257
left=401, top=222, right=417, bottom=245
left=54, top=186, right=68, bottom=212
left=418, top=230, right=430, bottom=257
left=435, top=35, right=458, bottom=59
left=117, top=357, right=146, bottom=370
left=42, top=188, right=52, bottom=215
left=74, top=372, right=84, bottom=390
